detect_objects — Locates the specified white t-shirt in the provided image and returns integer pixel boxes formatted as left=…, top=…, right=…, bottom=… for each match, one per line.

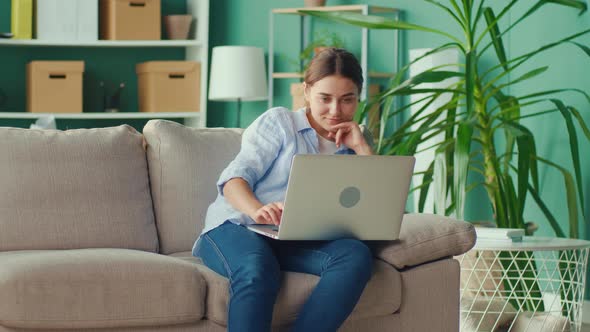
left=317, top=134, right=339, bottom=154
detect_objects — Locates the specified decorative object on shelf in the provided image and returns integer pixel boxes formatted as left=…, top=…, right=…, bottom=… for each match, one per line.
left=304, top=0, right=326, bottom=7
left=208, top=46, right=267, bottom=127
left=100, top=0, right=161, bottom=40
left=100, top=81, right=125, bottom=113
left=29, top=115, right=56, bottom=129
left=10, top=0, right=33, bottom=39
left=0, top=88, right=6, bottom=109
left=164, top=15, right=193, bottom=40
left=36, top=0, right=98, bottom=41
left=295, top=30, right=344, bottom=73
left=0, top=32, right=14, bottom=39
left=136, top=61, right=200, bottom=113
left=27, top=61, right=85, bottom=113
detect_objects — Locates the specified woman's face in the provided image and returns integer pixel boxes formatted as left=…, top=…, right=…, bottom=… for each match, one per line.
left=304, top=75, right=359, bottom=140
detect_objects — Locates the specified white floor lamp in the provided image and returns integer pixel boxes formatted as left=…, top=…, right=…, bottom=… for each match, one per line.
left=208, top=46, right=268, bottom=127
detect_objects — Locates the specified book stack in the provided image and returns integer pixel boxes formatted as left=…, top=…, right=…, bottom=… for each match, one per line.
left=475, top=227, right=525, bottom=242
left=36, top=0, right=98, bottom=41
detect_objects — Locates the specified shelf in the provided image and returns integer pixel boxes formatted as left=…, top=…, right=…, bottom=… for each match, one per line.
left=0, top=39, right=202, bottom=48
left=272, top=71, right=395, bottom=79
left=273, top=72, right=304, bottom=79
left=272, top=5, right=399, bottom=15
left=0, top=112, right=201, bottom=119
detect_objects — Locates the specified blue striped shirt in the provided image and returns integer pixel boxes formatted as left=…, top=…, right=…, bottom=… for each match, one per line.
left=199, top=107, right=358, bottom=236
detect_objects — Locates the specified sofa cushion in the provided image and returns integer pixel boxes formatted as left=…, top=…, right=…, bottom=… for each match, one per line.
left=371, top=213, right=476, bottom=269
left=0, top=125, right=158, bottom=252
left=169, top=252, right=401, bottom=326
left=143, top=120, right=243, bottom=254
left=0, top=249, right=206, bottom=329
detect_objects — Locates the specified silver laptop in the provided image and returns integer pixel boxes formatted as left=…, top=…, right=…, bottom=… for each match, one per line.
left=246, top=154, right=415, bottom=241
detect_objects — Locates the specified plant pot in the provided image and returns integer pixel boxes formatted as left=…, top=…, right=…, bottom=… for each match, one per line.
left=304, top=0, right=326, bottom=7
left=313, top=46, right=330, bottom=56
left=164, top=15, right=193, bottom=40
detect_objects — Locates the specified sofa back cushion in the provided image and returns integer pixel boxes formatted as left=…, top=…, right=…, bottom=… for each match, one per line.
left=0, top=125, right=158, bottom=252
left=143, top=120, right=242, bottom=254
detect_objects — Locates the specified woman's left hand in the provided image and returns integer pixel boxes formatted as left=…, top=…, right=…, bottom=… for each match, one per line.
left=327, top=122, right=373, bottom=155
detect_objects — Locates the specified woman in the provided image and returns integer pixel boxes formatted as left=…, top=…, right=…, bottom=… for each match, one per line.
left=193, top=48, right=374, bottom=332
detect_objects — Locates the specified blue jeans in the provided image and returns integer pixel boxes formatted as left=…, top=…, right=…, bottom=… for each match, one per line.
left=193, top=221, right=373, bottom=332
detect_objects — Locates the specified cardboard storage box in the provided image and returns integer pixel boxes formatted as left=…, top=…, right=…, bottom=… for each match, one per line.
left=100, top=0, right=160, bottom=40
left=136, top=61, right=200, bottom=112
left=36, top=0, right=98, bottom=41
left=27, top=61, right=85, bottom=113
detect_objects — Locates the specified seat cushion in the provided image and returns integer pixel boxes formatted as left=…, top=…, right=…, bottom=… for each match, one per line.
left=143, top=120, right=243, bottom=254
left=0, top=249, right=206, bottom=329
left=169, top=252, right=401, bottom=326
left=0, top=125, right=158, bottom=252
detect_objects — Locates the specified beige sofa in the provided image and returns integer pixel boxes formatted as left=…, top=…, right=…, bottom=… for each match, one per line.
left=0, top=120, right=476, bottom=331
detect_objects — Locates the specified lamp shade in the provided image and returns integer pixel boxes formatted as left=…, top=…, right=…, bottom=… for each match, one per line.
left=208, top=46, right=268, bottom=102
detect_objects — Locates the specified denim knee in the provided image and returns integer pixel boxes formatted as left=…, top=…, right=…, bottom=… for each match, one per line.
left=231, top=255, right=281, bottom=293
left=335, top=239, right=373, bottom=280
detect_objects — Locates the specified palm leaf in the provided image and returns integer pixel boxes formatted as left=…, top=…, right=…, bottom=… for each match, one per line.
left=419, top=161, right=435, bottom=213
left=483, top=7, right=508, bottom=71
left=454, top=123, right=473, bottom=220
left=550, top=99, right=585, bottom=219
left=536, top=157, right=580, bottom=238
left=299, top=10, right=463, bottom=44
left=434, top=148, right=448, bottom=215
left=527, top=183, right=566, bottom=237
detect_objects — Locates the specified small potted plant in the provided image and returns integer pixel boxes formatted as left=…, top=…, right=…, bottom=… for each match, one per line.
left=304, top=0, right=327, bottom=7
left=296, top=30, right=345, bottom=73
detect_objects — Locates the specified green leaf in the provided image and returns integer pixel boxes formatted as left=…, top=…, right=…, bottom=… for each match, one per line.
left=502, top=173, right=521, bottom=228
left=419, top=162, right=435, bottom=213
left=484, top=67, right=549, bottom=101
left=300, top=10, right=463, bottom=43
left=546, top=0, right=587, bottom=14
left=516, top=134, right=532, bottom=217
left=528, top=184, right=566, bottom=237
left=569, top=106, right=590, bottom=140
left=493, top=90, right=520, bottom=173
left=434, top=148, right=448, bottom=215
left=454, top=123, right=473, bottom=220
left=569, top=41, right=590, bottom=56
left=550, top=99, right=585, bottom=219
left=424, top=0, right=466, bottom=29
left=537, top=157, right=580, bottom=238
left=483, top=7, right=508, bottom=71
left=465, top=50, right=476, bottom=117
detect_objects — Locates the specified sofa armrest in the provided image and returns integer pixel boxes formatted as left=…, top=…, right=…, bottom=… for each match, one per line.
left=370, top=213, right=476, bottom=269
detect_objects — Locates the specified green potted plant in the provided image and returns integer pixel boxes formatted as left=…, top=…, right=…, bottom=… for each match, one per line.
left=294, top=29, right=345, bottom=73
left=303, top=0, right=590, bottom=316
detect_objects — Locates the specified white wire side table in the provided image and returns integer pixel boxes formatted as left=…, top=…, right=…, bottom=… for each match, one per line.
left=457, top=237, right=590, bottom=332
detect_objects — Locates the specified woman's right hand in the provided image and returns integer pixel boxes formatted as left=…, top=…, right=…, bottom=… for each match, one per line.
left=250, top=202, right=284, bottom=225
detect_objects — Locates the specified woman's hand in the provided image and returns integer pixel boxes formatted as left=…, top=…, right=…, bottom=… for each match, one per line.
left=327, top=122, right=373, bottom=155
left=250, top=202, right=284, bottom=225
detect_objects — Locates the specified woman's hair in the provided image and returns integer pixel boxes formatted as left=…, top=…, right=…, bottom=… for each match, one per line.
left=304, top=48, right=363, bottom=94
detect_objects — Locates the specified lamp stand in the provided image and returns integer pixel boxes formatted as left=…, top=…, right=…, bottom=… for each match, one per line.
left=236, top=97, right=242, bottom=128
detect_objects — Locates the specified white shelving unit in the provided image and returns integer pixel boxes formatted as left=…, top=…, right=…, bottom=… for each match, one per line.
left=268, top=4, right=401, bottom=108
left=0, top=0, right=209, bottom=128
